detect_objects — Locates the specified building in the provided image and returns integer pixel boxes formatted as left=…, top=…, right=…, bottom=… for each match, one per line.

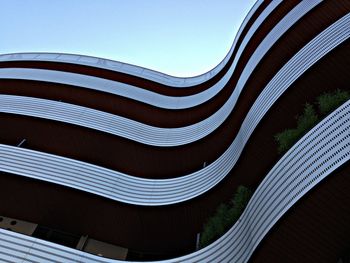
left=0, top=1, right=349, bottom=262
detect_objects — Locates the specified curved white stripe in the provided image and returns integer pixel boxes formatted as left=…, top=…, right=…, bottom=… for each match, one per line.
left=0, top=0, right=321, bottom=149
left=0, top=1, right=289, bottom=110
left=0, top=99, right=348, bottom=263
left=0, top=1, right=265, bottom=88
left=0, top=13, right=348, bottom=205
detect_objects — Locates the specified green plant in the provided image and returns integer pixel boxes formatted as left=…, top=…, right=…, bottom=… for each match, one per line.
left=317, top=89, right=350, bottom=116
left=296, top=103, right=319, bottom=131
left=199, top=186, right=252, bottom=248
left=231, top=185, right=253, bottom=213
left=199, top=204, right=231, bottom=248
left=274, top=129, right=300, bottom=154
left=275, top=103, right=318, bottom=154
left=275, top=89, right=350, bottom=154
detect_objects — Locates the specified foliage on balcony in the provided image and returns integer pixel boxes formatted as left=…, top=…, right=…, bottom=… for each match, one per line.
left=199, top=185, right=252, bottom=248
left=275, top=89, right=350, bottom=154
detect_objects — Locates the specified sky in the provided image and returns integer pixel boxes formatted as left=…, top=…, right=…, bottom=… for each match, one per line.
left=0, top=0, right=256, bottom=77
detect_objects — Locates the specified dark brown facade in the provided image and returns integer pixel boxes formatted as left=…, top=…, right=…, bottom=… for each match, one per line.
left=0, top=1, right=349, bottom=261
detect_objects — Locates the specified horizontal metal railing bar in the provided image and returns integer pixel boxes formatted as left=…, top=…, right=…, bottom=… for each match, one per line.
left=0, top=1, right=309, bottom=111
left=0, top=1, right=265, bottom=88
left=0, top=1, right=325, bottom=148
left=0, top=100, right=348, bottom=262
left=0, top=12, right=348, bottom=206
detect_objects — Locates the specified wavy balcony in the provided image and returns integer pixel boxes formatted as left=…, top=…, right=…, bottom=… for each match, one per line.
left=0, top=0, right=349, bottom=261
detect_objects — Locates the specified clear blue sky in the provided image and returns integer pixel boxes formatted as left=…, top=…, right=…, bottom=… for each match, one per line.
left=0, top=0, right=256, bottom=77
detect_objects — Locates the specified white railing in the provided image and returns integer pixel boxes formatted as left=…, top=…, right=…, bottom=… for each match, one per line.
left=0, top=1, right=290, bottom=110
left=0, top=12, right=348, bottom=205
left=0, top=1, right=324, bottom=148
left=0, top=1, right=265, bottom=88
left=0, top=100, right=348, bottom=262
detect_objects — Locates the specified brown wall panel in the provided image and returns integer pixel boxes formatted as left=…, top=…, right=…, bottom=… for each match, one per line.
left=0, top=1, right=296, bottom=128
left=249, top=162, right=350, bottom=263
left=0, top=40, right=348, bottom=258
left=0, top=1, right=272, bottom=97
left=0, top=1, right=349, bottom=260
left=0, top=1, right=347, bottom=179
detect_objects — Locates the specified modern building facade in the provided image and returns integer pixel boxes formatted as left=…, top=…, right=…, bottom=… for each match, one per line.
left=0, top=0, right=349, bottom=262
